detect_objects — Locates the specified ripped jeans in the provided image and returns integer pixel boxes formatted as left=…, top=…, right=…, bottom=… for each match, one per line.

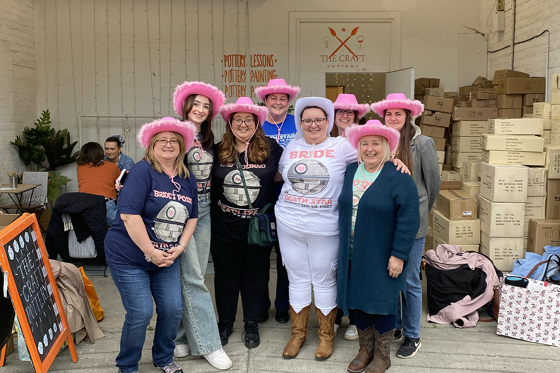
left=276, top=219, right=339, bottom=315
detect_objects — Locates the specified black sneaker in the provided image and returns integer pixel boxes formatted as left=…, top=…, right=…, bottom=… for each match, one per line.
left=218, top=321, right=234, bottom=346
left=242, top=321, right=260, bottom=349
left=275, top=309, right=290, bottom=323
left=397, top=336, right=421, bottom=359
left=393, top=328, right=403, bottom=341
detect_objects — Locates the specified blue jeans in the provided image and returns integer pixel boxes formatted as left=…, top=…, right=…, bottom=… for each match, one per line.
left=396, top=236, right=426, bottom=339
left=175, top=202, right=222, bottom=355
left=110, top=264, right=182, bottom=373
left=106, top=199, right=117, bottom=227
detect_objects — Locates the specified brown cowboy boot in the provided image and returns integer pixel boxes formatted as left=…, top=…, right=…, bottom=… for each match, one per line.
left=283, top=305, right=311, bottom=359
left=365, top=329, right=393, bottom=373
left=315, top=307, right=337, bottom=360
left=347, top=325, right=374, bottom=373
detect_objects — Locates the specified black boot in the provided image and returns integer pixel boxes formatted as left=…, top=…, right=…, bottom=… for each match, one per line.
left=217, top=321, right=234, bottom=346
left=243, top=321, right=260, bottom=349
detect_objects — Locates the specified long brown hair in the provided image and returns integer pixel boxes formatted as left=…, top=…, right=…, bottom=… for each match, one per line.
left=182, top=94, right=214, bottom=150
left=384, top=109, right=414, bottom=176
left=218, top=113, right=270, bottom=164
left=330, top=109, right=359, bottom=137
left=77, top=142, right=105, bottom=167
left=143, top=132, right=190, bottom=178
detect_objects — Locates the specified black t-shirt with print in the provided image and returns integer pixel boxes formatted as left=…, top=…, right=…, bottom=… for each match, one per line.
left=211, top=137, right=283, bottom=245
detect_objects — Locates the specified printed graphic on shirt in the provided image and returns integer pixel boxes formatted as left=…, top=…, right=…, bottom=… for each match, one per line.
left=153, top=201, right=189, bottom=242
left=351, top=191, right=365, bottom=233
left=223, top=169, right=261, bottom=206
left=217, top=200, right=257, bottom=219
left=187, top=147, right=213, bottom=193
left=266, top=133, right=295, bottom=149
left=287, top=159, right=330, bottom=195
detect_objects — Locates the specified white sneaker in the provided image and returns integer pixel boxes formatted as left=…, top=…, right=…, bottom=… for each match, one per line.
left=203, top=348, right=233, bottom=370
left=174, top=344, right=190, bottom=358
left=344, top=324, right=359, bottom=341
left=334, top=323, right=340, bottom=335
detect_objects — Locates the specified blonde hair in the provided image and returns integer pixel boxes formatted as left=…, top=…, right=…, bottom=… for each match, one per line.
left=358, top=136, right=392, bottom=165
left=143, top=132, right=190, bottom=178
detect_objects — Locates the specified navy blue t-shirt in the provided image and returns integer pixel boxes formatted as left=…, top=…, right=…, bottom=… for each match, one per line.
left=105, top=160, right=199, bottom=271
left=261, top=113, right=296, bottom=149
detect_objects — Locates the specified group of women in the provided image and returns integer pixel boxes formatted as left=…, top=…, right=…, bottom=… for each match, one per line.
left=98, top=78, right=440, bottom=373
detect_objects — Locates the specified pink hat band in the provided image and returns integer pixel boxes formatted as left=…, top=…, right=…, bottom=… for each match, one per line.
left=137, top=117, right=196, bottom=153
left=333, top=93, right=370, bottom=118
left=371, top=92, right=424, bottom=118
left=345, top=120, right=400, bottom=153
left=219, top=97, right=268, bottom=125
left=254, top=78, right=301, bottom=103
left=173, top=81, right=226, bottom=120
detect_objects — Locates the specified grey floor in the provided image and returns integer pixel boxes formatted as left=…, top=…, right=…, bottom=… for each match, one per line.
left=2, top=260, right=559, bottom=373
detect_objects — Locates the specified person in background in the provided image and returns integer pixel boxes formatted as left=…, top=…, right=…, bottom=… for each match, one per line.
left=330, top=93, right=370, bottom=138
left=104, top=134, right=135, bottom=171
left=330, top=93, right=370, bottom=341
left=254, top=78, right=300, bottom=324
left=338, top=120, right=420, bottom=373
left=171, top=81, right=232, bottom=370
left=211, top=97, right=283, bottom=349
left=76, top=142, right=121, bottom=226
left=105, top=117, right=198, bottom=373
left=371, top=93, right=441, bottom=359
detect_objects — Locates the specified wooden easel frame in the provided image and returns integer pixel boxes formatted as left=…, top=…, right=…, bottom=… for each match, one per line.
left=0, top=213, right=78, bottom=371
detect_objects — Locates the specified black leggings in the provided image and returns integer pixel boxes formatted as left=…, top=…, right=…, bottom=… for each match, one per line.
left=353, top=309, right=396, bottom=335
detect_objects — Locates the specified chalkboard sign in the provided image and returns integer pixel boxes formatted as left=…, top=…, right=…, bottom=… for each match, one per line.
left=0, top=213, right=77, bottom=372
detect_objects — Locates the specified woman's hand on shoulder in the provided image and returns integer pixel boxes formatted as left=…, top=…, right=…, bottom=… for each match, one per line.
left=391, top=158, right=410, bottom=175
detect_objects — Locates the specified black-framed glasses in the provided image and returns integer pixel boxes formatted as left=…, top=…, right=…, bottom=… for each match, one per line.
left=156, top=139, right=180, bottom=146
left=301, top=118, right=327, bottom=126
left=232, top=118, right=255, bottom=126
left=336, top=109, right=355, bottom=116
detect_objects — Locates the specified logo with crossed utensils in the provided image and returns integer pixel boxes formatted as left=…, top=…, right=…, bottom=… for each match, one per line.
left=324, top=27, right=363, bottom=58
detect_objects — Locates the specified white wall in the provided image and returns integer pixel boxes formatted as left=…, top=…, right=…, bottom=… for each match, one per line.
left=0, top=0, right=35, bottom=183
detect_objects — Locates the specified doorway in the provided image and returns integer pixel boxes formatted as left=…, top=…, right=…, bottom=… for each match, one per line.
left=326, top=72, right=386, bottom=120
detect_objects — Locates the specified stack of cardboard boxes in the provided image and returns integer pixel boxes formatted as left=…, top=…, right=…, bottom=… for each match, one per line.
left=494, top=70, right=546, bottom=119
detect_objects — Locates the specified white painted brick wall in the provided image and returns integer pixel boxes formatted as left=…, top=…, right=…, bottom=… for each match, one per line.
left=0, top=0, right=36, bottom=185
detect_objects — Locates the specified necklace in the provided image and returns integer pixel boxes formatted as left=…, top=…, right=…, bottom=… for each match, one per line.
left=357, top=163, right=381, bottom=191
left=268, top=113, right=287, bottom=143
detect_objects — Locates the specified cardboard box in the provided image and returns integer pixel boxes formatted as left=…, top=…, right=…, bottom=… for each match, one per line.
left=441, top=170, right=461, bottom=182
left=432, top=210, right=480, bottom=245
left=482, top=150, right=546, bottom=166
left=415, top=78, right=430, bottom=95
left=445, top=92, right=458, bottom=98
left=478, top=196, right=525, bottom=237
left=497, top=94, right=523, bottom=109
left=420, top=111, right=452, bottom=127
left=424, top=96, right=454, bottom=114
left=420, top=124, right=446, bottom=138
left=452, top=107, right=498, bottom=121
left=433, top=235, right=479, bottom=252
left=480, top=233, right=524, bottom=271
left=527, top=167, right=547, bottom=197
left=481, top=134, right=544, bottom=152
left=425, top=87, right=444, bottom=97
left=452, top=152, right=482, bottom=168
left=552, top=90, right=560, bottom=105
left=542, top=130, right=551, bottom=145
left=495, top=77, right=546, bottom=95
left=544, top=145, right=560, bottom=178
left=433, top=137, right=446, bottom=151
left=437, top=190, right=478, bottom=220
left=461, top=162, right=478, bottom=182
left=552, top=74, right=560, bottom=90
left=469, top=99, right=498, bottom=108
left=471, top=89, right=497, bottom=100
left=552, top=120, right=560, bottom=134
left=551, top=134, right=560, bottom=146
left=522, top=106, right=533, bottom=116
left=451, top=136, right=482, bottom=152
left=440, top=181, right=463, bottom=191
left=497, top=108, right=522, bottom=118
left=487, top=118, right=544, bottom=135
left=459, top=85, right=477, bottom=96
left=479, top=162, right=528, bottom=203
left=492, top=69, right=530, bottom=84
left=436, top=150, right=445, bottom=164
left=452, top=121, right=489, bottom=136
left=546, top=179, right=560, bottom=219
left=552, top=105, right=560, bottom=120
left=533, top=102, right=552, bottom=119
left=438, top=163, right=443, bottom=175
left=524, top=94, right=545, bottom=106
left=524, top=196, right=546, bottom=223
left=462, top=181, right=481, bottom=199
left=527, top=219, right=560, bottom=255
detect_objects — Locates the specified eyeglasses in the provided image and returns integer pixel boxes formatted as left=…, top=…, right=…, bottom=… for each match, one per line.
left=232, top=118, right=255, bottom=126
left=301, top=118, right=327, bottom=126
left=336, top=110, right=355, bottom=116
left=156, top=139, right=180, bottom=146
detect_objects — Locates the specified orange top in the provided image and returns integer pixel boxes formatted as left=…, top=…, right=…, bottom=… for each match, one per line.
left=77, top=162, right=121, bottom=199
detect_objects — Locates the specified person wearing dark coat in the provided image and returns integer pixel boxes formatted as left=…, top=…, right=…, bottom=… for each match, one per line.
left=337, top=120, right=419, bottom=373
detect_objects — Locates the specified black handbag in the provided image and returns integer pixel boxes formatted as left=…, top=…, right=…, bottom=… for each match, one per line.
left=236, top=158, right=278, bottom=247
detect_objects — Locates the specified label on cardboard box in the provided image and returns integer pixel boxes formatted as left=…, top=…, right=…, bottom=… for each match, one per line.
left=461, top=162, right=478, bottom=182
left=462, top=181, right=481, bottom=199
left=482, top=150, right=546, bottom=166
left=480, top=233, right=524, bottom=271
left=424, top=96, right=454, bottom=114
left=437, top=190, right=478, bottom=220
left=478, top=196, right=525, bottom=237
left=479, top=162, right=528, bottom=202
left=433, top=234, right=479, bottom=252
left=481, top=134, right=544, bottom=152
left=452, top=107, right=498, bottom=121
left=432, top=210, right=480, bottom=245
left=524, top=196, right=546, bottom=223
left=527, top=219, right=560, bottom=255
left=527, top=168, right=547, bottom=197
left=496, top=77, right=546, bottom=95
left=546, top=179, right=560, bottom=219
left=533, top=102, right=552, bottom=119
left=452, top=137, right=482, bottom=152
left=452, top=121, right=489, bottom=136
left=544, top=145, right=560, bottom=178
left=488, top=118, right=544, bottom=135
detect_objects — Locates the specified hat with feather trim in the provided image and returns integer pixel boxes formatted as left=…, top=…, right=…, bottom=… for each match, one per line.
left=333, top=93, right=371, bottom=118
left=345, top=119, right=400, bottom=153
left=137, top=117, right=196, bottom=153
left=219, top=97, right=268, bottom=125
left=371, top=93, right=424, bottom=118
left=173, top=81, right=225, bottom=120
left=254, top=78, right=301, bottom=103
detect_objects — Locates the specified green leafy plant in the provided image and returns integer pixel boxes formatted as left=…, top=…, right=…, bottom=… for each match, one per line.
left=47, top=172, right=72, bottom=203
left=45, top=129, right=80, bottom=170
left=11, top=110, right=54, bottom=170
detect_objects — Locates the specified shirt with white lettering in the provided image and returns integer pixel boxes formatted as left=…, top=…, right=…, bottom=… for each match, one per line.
left=275, top=136, right=357, bottom=235
left=262, top=114, right=297, bottom=149
left=105, top=160, right=199, bottom=271
left=210, top=138, right=283, bottom=245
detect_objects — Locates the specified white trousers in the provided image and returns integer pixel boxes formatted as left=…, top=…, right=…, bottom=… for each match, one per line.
left=277, top=219, right=339, bottom=315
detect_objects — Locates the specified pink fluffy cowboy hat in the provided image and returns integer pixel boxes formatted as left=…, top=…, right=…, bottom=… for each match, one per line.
left=254, top=78, right=301, bottom=103
left=219, top=97, right=268, bottom=125
left=173, top=81, right=226, bottom=120
left=137, top=117, right=196, bottom=153
left=371, top=93, right=424, bottom=118
left=346, top=120, right=400, bottom=153
left=334, top=93, right=371, bottom=118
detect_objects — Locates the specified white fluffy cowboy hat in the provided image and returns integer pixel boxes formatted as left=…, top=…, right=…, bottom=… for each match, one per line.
left=333, top=93, right=371, bottom=118
left=254, top=78, right=301, bottom=103
left=219, top=97, right=268, bottom=125
left=294, top=97, right=335, bottom=139
left=173, top=81, right=226, bottom=120
left=371, top=93, right=424, bottom=118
